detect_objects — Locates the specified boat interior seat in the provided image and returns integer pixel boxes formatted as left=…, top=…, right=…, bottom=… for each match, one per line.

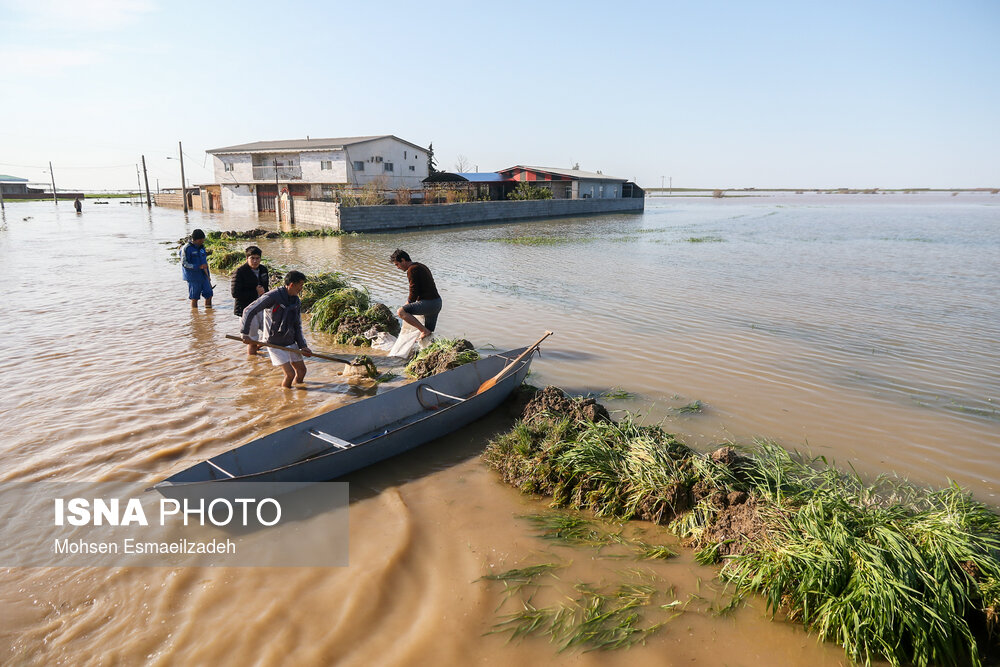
left=308, top=429, right=356, bottom=450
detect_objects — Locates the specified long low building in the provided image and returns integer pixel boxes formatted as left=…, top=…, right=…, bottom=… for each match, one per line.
left=498, top=165, right=638, bottom=199
left=423, top=166, right=643, bottom=201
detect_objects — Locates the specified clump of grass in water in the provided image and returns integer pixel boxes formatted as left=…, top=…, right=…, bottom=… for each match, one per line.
left=490, top=579, right=667, bottom=651
left=485, top=414, right=696, bottom=522
left=404, top=338, right=480, bottom=378
left=309, top=287, right=370, bottom=333
left=685, top=236, right=724, bottom=243
left=520, top=512, right=678, bottom=560
left=520, top=513, right=615, bottom=547
left=299, top=272, right=350, bottom=311
left=483, top=402, right=1000, bottom=666
left=481, top=562, right=567, bottom=597
left=675, top=400, right=703, bottom=414
left=279, top=228, right=351, bottom=238
left=207, top=248, right=246, bottom=273
left=601, top=386, right=634, bottom=400
left=713, top=442, right=1000, bottom=667
left=481, top=562, right=566, bottom=584
left=631, top=540, right=678, bottom=560
left=488, top=236, right=592, bottom=246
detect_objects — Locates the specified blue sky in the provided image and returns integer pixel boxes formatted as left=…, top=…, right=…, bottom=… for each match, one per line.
left=1, top=0, right=997, bottom=190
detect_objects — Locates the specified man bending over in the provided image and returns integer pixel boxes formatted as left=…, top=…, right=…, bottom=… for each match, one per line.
left=390, top=249, right=441, bottom=340
left=241, top=270, right=313, bottom=388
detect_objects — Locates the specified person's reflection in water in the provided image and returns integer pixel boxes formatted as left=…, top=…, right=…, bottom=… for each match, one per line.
left=186, top=296, right=218, bottom=363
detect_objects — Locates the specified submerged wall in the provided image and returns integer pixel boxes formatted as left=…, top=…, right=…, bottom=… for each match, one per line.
left=292, top=199, right=341, bottom=227
left=290, top=197, right=644, bottom=232
left=153, top=192, right=202, bottom=210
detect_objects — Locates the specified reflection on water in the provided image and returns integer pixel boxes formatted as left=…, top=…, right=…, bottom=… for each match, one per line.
left=0, top=193, right=998, bottom=665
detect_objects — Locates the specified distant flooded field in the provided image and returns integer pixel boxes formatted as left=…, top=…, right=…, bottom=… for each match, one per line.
left=1, top=192, right=997, bottom=665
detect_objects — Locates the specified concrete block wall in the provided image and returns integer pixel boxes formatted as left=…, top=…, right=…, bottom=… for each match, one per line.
left=337, top=197, right=644, bottom=232
left=221, top=184, right=256, bottom=215
left=293, top=199, right=341, bottom=228
left=154, top=193, right=202, bottom=210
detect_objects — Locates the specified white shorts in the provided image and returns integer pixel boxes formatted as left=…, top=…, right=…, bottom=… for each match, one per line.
left=268, top=343, right=303, bottom=366
left=245, top=311, right=264, bottom=342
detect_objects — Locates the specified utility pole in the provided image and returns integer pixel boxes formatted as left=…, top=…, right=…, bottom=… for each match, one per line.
left=274, top=158, right=280, bottom=222
left=49, top=161, right=58, bottom=204
left=136, top=165, right=143, bottom=205
left=669, top=176, right=672, bottom=196
left=141, top=155, right=152, bottom=207
left=178, top=141, right=188, bottom=213
left=661, top=175, right=664, bottom=192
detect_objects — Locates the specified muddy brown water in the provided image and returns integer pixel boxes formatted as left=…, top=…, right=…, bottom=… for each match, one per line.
left=1, top=193, right=998, bottom=665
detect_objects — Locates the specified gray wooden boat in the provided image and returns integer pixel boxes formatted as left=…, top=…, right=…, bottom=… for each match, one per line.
left=152, top=346, right=535, bottom=490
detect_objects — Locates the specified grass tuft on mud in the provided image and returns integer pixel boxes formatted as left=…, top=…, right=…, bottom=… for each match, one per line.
left=483, top=387, right=1000, bottom=666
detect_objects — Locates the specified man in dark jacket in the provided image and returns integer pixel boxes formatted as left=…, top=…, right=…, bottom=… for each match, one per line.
left=240, top=271, right=313, bottom=388
left=390, top=248, right=441, bottom=340
left=230, top=246, right=269, bottom=356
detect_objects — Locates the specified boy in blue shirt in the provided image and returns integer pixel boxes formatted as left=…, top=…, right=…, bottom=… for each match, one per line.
left=180, top=229, right=213, bottom=309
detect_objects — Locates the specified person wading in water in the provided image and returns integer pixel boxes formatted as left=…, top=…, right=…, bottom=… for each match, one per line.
left=240, top=271, right=313, bottom=388
left=230, top=246, right=269, bottom=356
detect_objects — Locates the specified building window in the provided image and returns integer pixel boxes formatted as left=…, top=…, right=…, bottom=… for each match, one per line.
left=320, top=160, right=333, bottom=170
left=384, top=162, right=394, bottom=172
left=224, top=162, right=234, bottom=172
left=599, top=185, right=604, bottom=197
left=409, top=165, right=415, bottom=172
left=353, top=161, right=364, bottom=171
left=404, top=151, right=407, bottom=159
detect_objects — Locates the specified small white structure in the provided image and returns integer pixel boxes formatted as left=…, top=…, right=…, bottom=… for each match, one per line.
left=205, top=135, right=429, bottom=215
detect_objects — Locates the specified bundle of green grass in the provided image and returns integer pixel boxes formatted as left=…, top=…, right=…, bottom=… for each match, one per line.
left=308, top=284, right=400, bottom=346
left=404, top=338, right=480, bottom=379
left=298, top=272, right=350, bottom=310
left=483, top=386, right=1000, bottom=667
left=207, top=248, right=247, bottom=273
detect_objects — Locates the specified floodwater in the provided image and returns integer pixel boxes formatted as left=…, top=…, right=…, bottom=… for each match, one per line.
left=1, top=192, right=997, bottom=666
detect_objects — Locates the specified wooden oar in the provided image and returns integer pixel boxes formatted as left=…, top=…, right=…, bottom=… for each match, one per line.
left=474, top=331, right=552, bottom=396
left=224, top=334, right=354, bottom=364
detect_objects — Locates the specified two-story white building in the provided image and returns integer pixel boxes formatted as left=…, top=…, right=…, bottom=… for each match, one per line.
left=204, top=135, right=429, bottom=215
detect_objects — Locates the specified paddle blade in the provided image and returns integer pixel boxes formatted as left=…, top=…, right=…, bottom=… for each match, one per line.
left=474, top=377, right=498, bottom=396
